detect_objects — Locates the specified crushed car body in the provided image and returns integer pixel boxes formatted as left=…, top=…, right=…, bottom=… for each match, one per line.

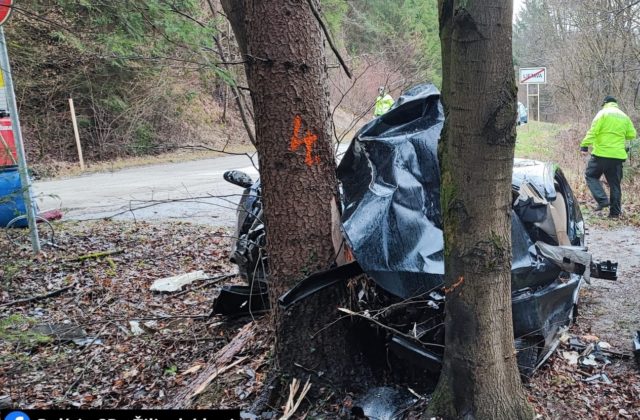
left=222, top=83, right=615, bottom=377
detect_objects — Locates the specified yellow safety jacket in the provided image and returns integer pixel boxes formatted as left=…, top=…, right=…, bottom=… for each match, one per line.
left=581, top=102, right=636, bottom=160
left=374, top=94, right=394, bottom=117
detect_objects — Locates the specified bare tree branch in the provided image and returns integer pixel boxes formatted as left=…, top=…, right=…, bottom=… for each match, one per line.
left=306, top=0, right=352, bottom=79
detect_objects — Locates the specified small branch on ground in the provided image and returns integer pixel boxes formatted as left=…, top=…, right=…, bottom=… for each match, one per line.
left=68, top=249, right=124, bottom=262
left=0, top=283, right=77, bottom=308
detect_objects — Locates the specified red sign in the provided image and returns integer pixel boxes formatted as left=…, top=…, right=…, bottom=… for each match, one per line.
left=0, top=0, right=13, bottom=26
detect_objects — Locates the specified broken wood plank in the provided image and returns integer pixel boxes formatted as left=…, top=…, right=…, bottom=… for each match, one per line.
left=164, top=321, right=256, bottom=409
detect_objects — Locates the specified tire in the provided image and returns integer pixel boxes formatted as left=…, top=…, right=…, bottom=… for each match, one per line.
left=515, top=337, right=540, bottom=380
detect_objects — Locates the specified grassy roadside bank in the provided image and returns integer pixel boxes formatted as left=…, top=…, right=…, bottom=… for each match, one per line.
left=515, top=121, right=640, bottom=226
left=30, top=145, right=257, bottom=181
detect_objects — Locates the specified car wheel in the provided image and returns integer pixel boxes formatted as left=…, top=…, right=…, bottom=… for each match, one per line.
left=515, top=337, right=540, bottom=380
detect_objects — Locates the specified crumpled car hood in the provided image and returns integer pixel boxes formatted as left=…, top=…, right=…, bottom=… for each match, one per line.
left=337, top=84, right=445, bottom=298
left=337, top=83, right=586, bottom=300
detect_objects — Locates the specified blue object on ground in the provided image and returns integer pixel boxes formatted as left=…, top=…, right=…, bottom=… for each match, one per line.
left=0, top=165, right=28, bottom=227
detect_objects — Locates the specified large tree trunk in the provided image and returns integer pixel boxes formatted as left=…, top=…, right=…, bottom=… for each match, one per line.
left=220, top=0, right=371, bottom=399
left=428, top=1, right=534, bottom=418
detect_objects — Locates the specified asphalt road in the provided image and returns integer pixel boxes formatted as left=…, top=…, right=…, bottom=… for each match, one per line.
left=33, top=144, right=349, bottom=226
left=33, top=154, right=260, bottom=226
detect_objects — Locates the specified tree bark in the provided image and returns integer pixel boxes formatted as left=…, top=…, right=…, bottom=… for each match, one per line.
left=428, top=1, right=534, bottom=418
left=220, top=0, right=370, bottom=399
left=206, top=0, right=256, bottom=145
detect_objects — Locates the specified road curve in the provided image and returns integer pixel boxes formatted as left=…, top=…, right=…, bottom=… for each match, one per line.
left=33, top=154, right=260, bottom=226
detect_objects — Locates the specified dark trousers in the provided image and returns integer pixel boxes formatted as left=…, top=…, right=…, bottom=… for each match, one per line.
left=585, top=156, right=624, bottom=216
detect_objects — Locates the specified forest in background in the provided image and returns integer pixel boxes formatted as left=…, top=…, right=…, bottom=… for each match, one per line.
left=513, top=0, right=640, bottom=124
left=4, top=0, right=442, bottom=168
left=7, top=0, right=640, bottom=170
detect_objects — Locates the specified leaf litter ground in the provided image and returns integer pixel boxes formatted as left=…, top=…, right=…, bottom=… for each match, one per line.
left=0, top=220, right=262, bottom=409
left=1, top=219, right=639, bottom=418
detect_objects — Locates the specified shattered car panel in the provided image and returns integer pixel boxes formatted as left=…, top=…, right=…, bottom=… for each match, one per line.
left=336, top=83, right=588, bottom=373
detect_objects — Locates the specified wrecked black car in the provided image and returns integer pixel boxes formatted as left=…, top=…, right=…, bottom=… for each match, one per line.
left=221, top=84, right=599, bottom=377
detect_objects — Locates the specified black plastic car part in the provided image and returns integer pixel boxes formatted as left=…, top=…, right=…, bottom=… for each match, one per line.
left=389, top=335, right=442, bottom=373
left=212, top=281, right=269, bottom=316
left=591, top=260, right=618, bottom=281
left=279, top=262, right=364, bottom=308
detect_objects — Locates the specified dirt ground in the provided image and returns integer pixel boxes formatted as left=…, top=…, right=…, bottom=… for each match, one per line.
left=527, top=222, right=640, bottom=419
left=1, top=219, right=639, bottom=418
left=582, top=225, right=640, bottom=350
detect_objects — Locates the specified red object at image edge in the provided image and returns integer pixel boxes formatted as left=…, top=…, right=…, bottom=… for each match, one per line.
left=0, top=0, right=13, bottom=26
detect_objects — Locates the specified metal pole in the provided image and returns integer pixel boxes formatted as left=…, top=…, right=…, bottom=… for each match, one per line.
left=526, top=83, right=530, bottom=121
left=536, top=84, right=541, bottom=122
left=0, top=26, right=40, bottom=253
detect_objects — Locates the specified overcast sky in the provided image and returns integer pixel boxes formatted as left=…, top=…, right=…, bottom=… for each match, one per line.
left=513, top=0, right=524, bottom=21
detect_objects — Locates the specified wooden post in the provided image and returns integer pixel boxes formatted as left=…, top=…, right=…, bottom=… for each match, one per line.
left=68, top=98, right=85, bottom=170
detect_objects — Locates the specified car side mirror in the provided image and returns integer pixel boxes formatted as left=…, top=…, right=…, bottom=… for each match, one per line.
left=224, top=170, right=253, bottom=188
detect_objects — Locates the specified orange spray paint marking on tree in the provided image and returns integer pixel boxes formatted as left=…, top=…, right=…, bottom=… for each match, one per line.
left=444, top=276, right=465, bottom=294
left=290, top=115, right=320, bottom=166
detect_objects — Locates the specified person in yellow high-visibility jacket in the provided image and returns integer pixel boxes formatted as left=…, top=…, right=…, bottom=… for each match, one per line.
left=374, top=86, right=394, bottom=117
left=580, top=96, right=637, bottom=218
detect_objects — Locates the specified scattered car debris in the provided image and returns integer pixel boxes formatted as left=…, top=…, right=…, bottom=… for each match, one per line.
left=583, top=373, right=613, bottom=385
left=30, top=323, right=103, bottom=347
left=567, top=335, right=631, bottom=361
left=579, top=354, right=600, bottom=368
left=591, top=260, right=618, bottom=281
left=129, top=320, right=145, bottom=335
left=212, top=281, right=269, bottom=316
left=561, top=351, right=579, bottom=365
left=150, top=271, right=209, bottom=292
left=549, top=331, right=640, bottom=385
left=352, top=387, right=416, bottom=420
left=599, top=341, right=612, bottom=350
left=128, top=320, right=158, bottom=336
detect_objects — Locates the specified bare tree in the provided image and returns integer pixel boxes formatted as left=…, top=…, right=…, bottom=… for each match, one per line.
left=514, top=0, right=640, bottom=122
left=428, top=1, right=534, bottom=418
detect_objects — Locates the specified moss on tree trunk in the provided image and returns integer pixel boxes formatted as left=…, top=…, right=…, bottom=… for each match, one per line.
left=428, top=1, right=535, bottom=418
